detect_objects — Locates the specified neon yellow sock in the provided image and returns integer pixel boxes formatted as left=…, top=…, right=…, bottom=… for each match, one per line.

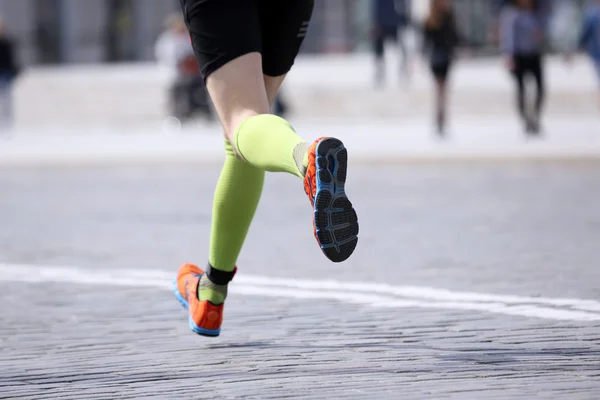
left=200, top=140, right=265, bottom=304
left=234, top=114, right=310, bottom=179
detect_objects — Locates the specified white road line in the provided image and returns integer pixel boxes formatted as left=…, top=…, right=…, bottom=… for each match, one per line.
left=234, top=276, right=600, bottom=312
left=1, top=263, right=600, bottom=322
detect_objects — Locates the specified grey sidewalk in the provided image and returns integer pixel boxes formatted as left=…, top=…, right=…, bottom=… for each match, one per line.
left=10, top=55, right=599, bottom=130
left=1, top=116, right=600, bottom=168
left=1, top=163, right=600, bottom=399
left=1, top=283, right=599, bottom=400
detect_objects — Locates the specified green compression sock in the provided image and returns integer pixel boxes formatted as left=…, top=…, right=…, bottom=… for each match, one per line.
left=199, top=140, right=265, bottom=305
left=234, top=114, right=310, bottom=179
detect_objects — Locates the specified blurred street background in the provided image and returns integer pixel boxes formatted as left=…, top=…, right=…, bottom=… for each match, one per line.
left=0, top=0, right=597, bottom=136
left=1, top=1, right=600, bottom=399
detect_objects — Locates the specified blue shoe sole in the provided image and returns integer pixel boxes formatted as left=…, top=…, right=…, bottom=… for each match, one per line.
left=313, top=137, right=359, bottom=263
left=173, top=276, right=221, bottom=337
left=173, top=277, right=190, bottom=310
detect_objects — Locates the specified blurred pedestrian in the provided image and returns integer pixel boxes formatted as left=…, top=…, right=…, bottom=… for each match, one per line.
left=578, top=0, right=600, bottom=107
left=0, top=16, right=19, bottom=131
left=421, top=0, right=460, bottom=136
left=500, top=0, right=547, bottom=136
left=155, top=13, right=212, bottom=121
left=372, top=0, right=412, bottom=87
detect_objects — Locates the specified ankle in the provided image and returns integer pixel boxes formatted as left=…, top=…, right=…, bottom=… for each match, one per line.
left=198, top=274, right=228, bottom=305
left=293, top=141, right=310, bottom=177
left=198, top=263, right=237, bottom=305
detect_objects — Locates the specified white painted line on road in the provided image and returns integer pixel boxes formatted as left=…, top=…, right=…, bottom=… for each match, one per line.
left=235, top=275, right=600, bottom=313
left=1, top=263, right=600, bottom=322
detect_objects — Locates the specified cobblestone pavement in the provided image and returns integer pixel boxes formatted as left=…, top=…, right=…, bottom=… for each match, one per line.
left=1, top=162, right=600, bottom=399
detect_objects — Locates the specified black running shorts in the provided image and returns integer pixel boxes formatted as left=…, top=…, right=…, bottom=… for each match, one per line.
left=178, top=0, right=314, bottom=80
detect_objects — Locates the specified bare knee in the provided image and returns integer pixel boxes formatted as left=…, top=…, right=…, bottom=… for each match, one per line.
left=223, top=109, right=261, bottom=145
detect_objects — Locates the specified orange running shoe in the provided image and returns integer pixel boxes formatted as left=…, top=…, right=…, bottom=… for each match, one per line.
left=173, top=263, right=236, bottom=337
left=303, top=137, right=359, bottom=263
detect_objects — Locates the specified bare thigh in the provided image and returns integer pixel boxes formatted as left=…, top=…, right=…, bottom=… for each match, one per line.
left=205, top=53, right=270, bottom=144
left=181, top=0, right=313, bottom=142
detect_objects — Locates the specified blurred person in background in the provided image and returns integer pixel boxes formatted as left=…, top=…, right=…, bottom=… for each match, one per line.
left=578, top=0, right=600, bottom=107
left=173, top=0, right=359, bottom=337
left=155, top=13, right=212, bottom=122
left=0, top=15, right=19, bottom=131
left=500, top=0, right=547, bottom=136
left=372, top=0, right=413, bottom=87
left=421, top=0, right=460, bottom=137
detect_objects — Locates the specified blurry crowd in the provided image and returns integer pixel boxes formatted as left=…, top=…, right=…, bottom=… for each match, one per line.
left=0, top=0, right=599, bottom=133
left=372, top=0, right=600, bottom=137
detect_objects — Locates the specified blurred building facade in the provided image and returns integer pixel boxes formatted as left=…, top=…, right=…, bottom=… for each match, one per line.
left=0, top=0, right=591, bottom=66
left=0, top=0, right=180, bottom=65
